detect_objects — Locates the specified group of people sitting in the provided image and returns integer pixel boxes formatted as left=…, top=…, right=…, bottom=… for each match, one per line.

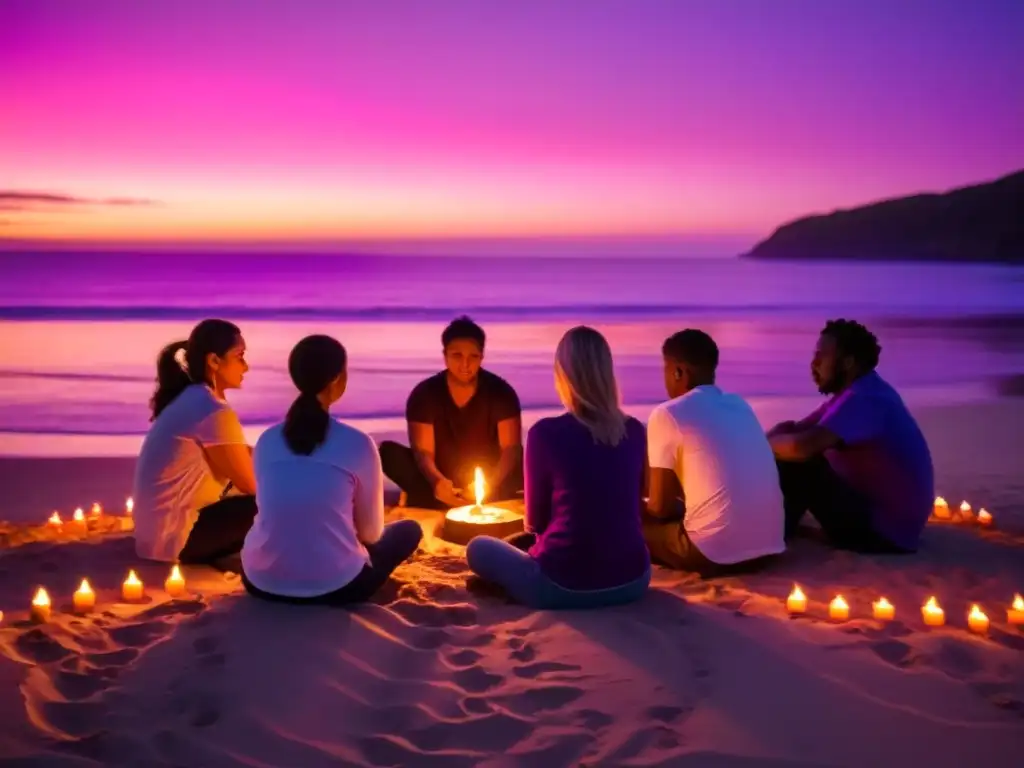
left=132, top=314, right=934, bottom=609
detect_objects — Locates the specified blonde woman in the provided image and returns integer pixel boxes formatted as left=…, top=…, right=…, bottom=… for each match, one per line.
left=466, top=326, right=650, bottom=609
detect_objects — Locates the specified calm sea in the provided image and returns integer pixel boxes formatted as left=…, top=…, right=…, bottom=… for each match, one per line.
left=1, top=251, right=1023, bottom=456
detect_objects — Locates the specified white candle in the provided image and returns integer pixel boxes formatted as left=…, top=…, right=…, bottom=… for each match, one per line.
left=1007, top=594, right=1024, bottom=626
left=959, top=501, right=973, bottom=520
left=73, top=579, right=95, bottom=613
left=122, top=570, right=144, bottom=601
left=787, top=585, right=807, bottom=614
left=165, top=565, right=186, bottom=597
left=829, top=595, right=849, bottom=621
left=967, top=604, right=989, bottom=634
left=872, top=597, right=895, bottom=622
left=932, top=496, right=950, bottom=519
left=68, top=508, right=88, bottom=536
left=922, top=596, right=945, bottom=627
left=977, top=508, right=993, bottom=527
left=30, top=587, right=51, bottom=623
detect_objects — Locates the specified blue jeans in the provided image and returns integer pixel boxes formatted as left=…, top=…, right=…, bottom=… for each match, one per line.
left=243, top=519, right=423, bottom=605
left=466, top=534, right=650, bottom=609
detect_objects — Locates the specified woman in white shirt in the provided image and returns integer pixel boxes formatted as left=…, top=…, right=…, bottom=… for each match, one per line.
left=241, top=335, right=422, bottom=604
left=133, top=318, right=258, bottom=564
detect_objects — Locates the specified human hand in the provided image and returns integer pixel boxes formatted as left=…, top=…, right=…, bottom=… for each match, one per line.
left=767, top=420, right=797, bottom=437
left=434, top=477, right=465, bottom=507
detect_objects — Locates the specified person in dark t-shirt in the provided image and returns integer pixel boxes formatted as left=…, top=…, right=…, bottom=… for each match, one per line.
left=379, top=316, right=523, bottom=509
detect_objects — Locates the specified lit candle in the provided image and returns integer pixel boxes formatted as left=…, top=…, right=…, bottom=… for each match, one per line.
left=47, top=511, right=63, bottom=528
left=786, top=585, right=807, bottom=614
left=959, top=501, right=973, bottom=521
left=977, top=508, right=993, bottom=527
left=125, top=497, right=134, bottom=515
left=73, top=579, right=95, bottom=613
left=122, top=570, right=144, bottom=601
left=829, top=595, right=850, bottom=621
left=90, top=502, right=102, bottom=518
left=921, top=596, right=945, bottom=627
left=1007, top=594, right=1024, bottom=626
left=932, top=496, right=951, bottom=519
left=967, top=604, right=989, bottom=634
left=30, top=587, right=51, bottom=623
left=68, top=507, right=88, bottom=536
left=872, top=597, right=895, bottom=622
left=165, top=565, right=186, bottom=597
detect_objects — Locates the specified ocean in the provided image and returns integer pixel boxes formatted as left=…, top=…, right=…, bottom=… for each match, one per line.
left=1, top=250, right=1023, bottom=457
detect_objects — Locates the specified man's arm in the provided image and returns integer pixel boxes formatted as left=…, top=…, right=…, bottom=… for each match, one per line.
left=769, top=425, right=841, bottom=461
left=647, top=467, right=684, bottom=520
left=767, top=403, right=829, bottom=438
left=490, top=416, right=522, bottom=488
left=408, top=422, right=448, bottom=489
left=645, top=407, right=684, bottom=520
left=524, top=424, right=552, bottom=534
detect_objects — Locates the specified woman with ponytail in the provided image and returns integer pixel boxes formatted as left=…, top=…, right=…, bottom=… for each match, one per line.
left=241, top=335, right=422, bottom=605
left=133, top=318, right=258, bottom=564
left=466, top=326, right=650, bottom=609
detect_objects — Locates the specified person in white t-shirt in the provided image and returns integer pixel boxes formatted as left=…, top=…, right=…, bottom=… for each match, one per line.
left=241, top=335, right=422, bottom=604
left=133, top=318, right=258, bottom=564
left=645, top=329, right=785, bottom=575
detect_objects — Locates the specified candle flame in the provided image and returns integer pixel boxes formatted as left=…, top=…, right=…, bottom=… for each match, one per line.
left=32, top=587, right=50, bottom=607
left=789, top=585, right=805, bottom=600
left=76, top=578, right=93, bottom=596
left=1013, top=594, right=1024, bottom=611
left=90, top=502, right=102, bottom=516
left=874, top=597, right=893, bottom=609
left=960, top=501, right=971, bottom=513
left=934, top=496, right=947, bottom=506
left=73, top=508, right=85, bottom=522
left=978, top=508, right=992, bottom=521
left=124, top=570, right=141, bottom=586
left=169, top=565, right=183, bottom=581
left=125, top=497, right=134, bottom=514
left=830, top=595, right=849, bottom=610
left=473, top=467, right=485, bottom=507
left=924, top=596, right=941, bottom=611
left=48, top=511, right=62, bottom=525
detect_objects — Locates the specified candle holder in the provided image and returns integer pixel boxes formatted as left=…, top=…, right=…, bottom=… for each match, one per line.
left=440, top=468, right=524, bottom=546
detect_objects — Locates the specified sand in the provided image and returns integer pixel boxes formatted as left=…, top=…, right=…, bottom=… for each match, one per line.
left=0, top=400, right=1022, bottom=766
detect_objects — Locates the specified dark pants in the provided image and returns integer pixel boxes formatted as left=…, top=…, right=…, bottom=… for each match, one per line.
left=777, top=457, right=907, bottom=553
left=179, top=494, right=259, bottom=565
left=378, top=440, right=523, bottom=509
left=242, top=519, right=423, bottom=605
left=640, top=512, right=777, bottom=577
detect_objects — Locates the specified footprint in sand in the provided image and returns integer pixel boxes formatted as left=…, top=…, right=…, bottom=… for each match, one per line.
left=576, top=708, right=615, bottom=730
left=509, top=642, right=537, bottom=663
left=512, top=661, right=582, bottom=679
left=389, top=599, right=478, bottom=628
left=51, top=669, right=111, bottom=701
left=444, top=648, right=483, bottom=668
left=496, top=684, right=585, bottom=715
left=867, top=639, right=922, bottom=669
left=452, top=666, right=504, bottom=694
left=645, top=703, right=693, bottom=725
left=15, top=628, right=75, bottom=664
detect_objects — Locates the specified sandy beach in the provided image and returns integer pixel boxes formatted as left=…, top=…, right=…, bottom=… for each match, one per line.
left=1, top=399, right=1022, bottom=766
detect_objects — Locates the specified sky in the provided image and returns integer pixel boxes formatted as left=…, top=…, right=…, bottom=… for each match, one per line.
left=1, top=0, right=1022, bottom=249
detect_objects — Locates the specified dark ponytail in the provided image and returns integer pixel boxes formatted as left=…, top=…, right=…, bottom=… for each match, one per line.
left=149, top=318, right=242, bottom=420
left=282, top=335, right=348, bottom=456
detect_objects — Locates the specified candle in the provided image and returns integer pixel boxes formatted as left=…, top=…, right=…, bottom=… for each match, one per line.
left=30, top=587, right=51, bottom=623
left=47, top=511, right=63, bottom=528
left=959, top=501, right=973, bottom=521
left=90, top=502, right=102, bottom=518
left=977, top=508, right=993, bottom=527
left=932, top=496, right=951, bottom=519
left=829, top=595, right=850, bottom=621
left=872, top=597, right=895, bottom=622
left=73, top=579, right=96, bottom=613
left=921, top=596, right=945, bottom=627
left=967, top=604, right=989, bottom=634
left=786, top=585, right=807, bottom=614
left=67, top=507, right=88, bottom=536
left=165, top=565, right=186, bottom=597
left=1007, top=594, right=1024, bottom=626
left=122, top=570, right=144, bottom=601
left=125, top=497, right=134, bottom=515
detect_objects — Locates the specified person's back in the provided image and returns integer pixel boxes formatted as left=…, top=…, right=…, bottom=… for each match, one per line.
left=134, top=383, right=246, bottom=561
left=652, top=387, right=785, bottom=565
left=242, top=419, right=383, bottom=597
left=526, top=413, right=649, bottom=590
left=820, top=371, right=933, bottom=551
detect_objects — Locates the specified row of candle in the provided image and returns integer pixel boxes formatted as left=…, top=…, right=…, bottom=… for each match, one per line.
left=27, top=565, right=187, bottom=622
left=933, top=497, right=993, bottom=527
left=46, top=498, right=134, bottom=530
left=786, top=586, right=1024, bottom=633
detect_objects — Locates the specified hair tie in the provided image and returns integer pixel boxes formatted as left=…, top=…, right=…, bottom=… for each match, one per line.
left=174, top=347, right=189, bottom=373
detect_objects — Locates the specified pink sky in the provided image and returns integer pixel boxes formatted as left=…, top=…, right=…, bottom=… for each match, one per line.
left=1, top=0, right=1022, bottom=247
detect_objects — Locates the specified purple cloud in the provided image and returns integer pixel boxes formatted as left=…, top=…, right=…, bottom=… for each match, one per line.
left=0, top=191, right=159, bottom=211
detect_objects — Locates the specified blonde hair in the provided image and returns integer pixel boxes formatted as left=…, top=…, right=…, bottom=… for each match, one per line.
left=554, top=326, right=627, bottom=446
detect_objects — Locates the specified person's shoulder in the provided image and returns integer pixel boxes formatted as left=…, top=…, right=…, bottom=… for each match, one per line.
left=411, top=371, right=446, bottom=395
left=481, top=368, right=517, bottom=395
left=325, top=418, right=379, bottom=460
left=625, top=415, right=647, bottom=436
left=253, top=422, right=285, bottom=455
